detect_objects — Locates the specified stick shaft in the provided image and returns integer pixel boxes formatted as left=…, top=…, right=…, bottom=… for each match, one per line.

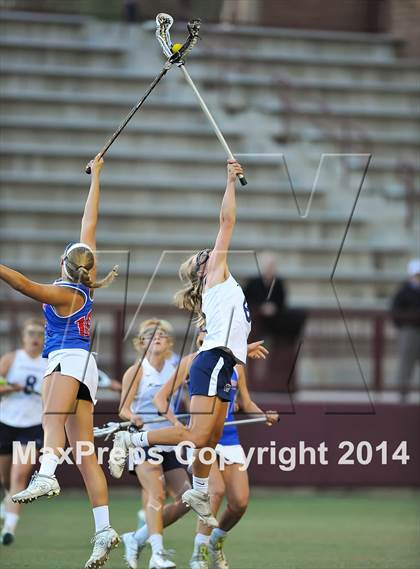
left=99, top=64, right=170, bottom=157
left=180, top=65, right=233, bottom=157
left=85, top=62, right=171, bottom=173
left=179, top=65, right=247, bottom=186
left=224, top=417, right=267, bottom=426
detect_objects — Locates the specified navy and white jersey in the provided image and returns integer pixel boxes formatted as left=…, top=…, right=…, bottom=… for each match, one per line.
left=200, top=274, right=251, bottom=364
left=0, top=349, right=46, bottom=428
left=219, top=368, right=240, bottom=446
left=42, top=279, right=93, bottom=357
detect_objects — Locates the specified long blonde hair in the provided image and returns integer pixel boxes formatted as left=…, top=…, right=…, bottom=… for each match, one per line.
left=174, top=249, right=210, bottom=328
left=63, top=243, right=118, bottom=289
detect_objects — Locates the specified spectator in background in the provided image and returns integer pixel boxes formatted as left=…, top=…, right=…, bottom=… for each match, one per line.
left=123, top=0, right=139, bottom=22
left=245, top=251, right=285, bottom=331
left=244, top=251, right=305, bottom=344
left=220, top=0, right=260, bottom=26
left=391, top=258, right=420, bottom=400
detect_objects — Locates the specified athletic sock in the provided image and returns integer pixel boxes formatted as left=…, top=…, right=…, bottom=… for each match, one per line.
left=192, top=475, right=209, bottom=494
left=39, top=452, right=60, bottom=477
left=210, top=528, right=228, bottom=544
left=92, top=505, right=110, bottom=533
left=131, top=431, right=149, bottom=448
left=148, top=533, right=163, bottom=554
left=194, top=532, right=210, bottom=551
left=134, top=524, right=149, bottom=546
left=4, top=512, right=19, bottom=534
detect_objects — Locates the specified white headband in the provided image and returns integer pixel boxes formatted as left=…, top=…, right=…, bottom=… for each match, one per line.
left=63, top=242, right=93, bottom=281
left=64, top=242, right=93, bottom=257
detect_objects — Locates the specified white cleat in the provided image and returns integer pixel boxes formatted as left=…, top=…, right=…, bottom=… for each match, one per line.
left=149, top=549, right=176, bottom=569
left=108, top=431, right=132, bottom=479
left=208, top=538, right=229, bottom=569
left=11, top=472, right=60, bottom=504
left=190, top=544, right=209, bottom=569
left=182, top=490, right=218, bottom=528
left=84, top=526, right=120, bottom=569
left=122, top=531, right=140, bottom=569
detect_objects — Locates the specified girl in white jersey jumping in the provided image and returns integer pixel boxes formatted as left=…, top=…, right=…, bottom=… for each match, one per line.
left=0, top=155, right=120, bottom=569
left=0, top=318, right=46, bottom=546
left=109, top=160, right=251, bottom=527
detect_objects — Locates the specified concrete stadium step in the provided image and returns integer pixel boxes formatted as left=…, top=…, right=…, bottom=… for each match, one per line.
left=1, top=227, right=406, bottom=274
left=150, top=22, right=401, bottom=61
left=0, top=63, right=193, bottom=98
left=0, top=116, right=243, bottom=154
left=0, top=36, right=126, bottom=67
left=254, top=100, right=420, bottom=137
left=0, top=252, right=401, bottom=296
left=0, top=142, right=307, bottom=184
left=0, top=197, right=368, bottom=242
left=0, top=10, right=85, bottom=39
left=199, top=72, right=420, bottom=114
left=187, top=49, right=420, bottom=84
left=0, top=171, right=326, bottom=211
left=0, top=90, right=208, bottom=124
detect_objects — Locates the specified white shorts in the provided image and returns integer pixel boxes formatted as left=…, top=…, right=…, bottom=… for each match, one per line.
left=45, top=349, right=98, bottom=404
left=215, top=444, right=246, bottom=465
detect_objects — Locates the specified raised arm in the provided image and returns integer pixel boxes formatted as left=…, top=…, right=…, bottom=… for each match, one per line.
left=118, top=364, right=143, bottom=426
left=153, top=353, right=194, bottom=425
left=0, top=264, right=78, bottom=307
left=80, top=154, right=104, bottom=257
left=206, top=160, right=244, bottom=288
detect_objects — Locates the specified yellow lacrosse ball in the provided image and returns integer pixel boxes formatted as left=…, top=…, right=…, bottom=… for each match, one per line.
left=172, top=43, right=182, bottom=53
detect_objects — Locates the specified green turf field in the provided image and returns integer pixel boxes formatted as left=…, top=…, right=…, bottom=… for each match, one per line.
left=1, top=489, right=419, bottom=569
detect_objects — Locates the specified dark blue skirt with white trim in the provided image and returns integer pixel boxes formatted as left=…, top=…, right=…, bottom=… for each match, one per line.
left=189, top=348, right=236, bottom=402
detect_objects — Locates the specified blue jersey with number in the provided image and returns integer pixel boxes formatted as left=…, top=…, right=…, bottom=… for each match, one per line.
left=42, top=279, right=93, bottom=357
left=218, top=368, right=240, bottom=446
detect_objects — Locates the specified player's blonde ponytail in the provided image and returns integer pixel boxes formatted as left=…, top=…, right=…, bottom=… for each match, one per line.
left=63, top=244, right=118, bottom=289
left=174, top=250, right=210, bottom=328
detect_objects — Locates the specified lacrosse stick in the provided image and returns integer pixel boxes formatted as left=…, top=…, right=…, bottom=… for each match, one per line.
left=94, top=413, right=191, bottom=440
left=94, top=414, right=277, bottom=440
left=85, top=17, right=201, bottom=174
left=156, top=13, right=247, bottom=186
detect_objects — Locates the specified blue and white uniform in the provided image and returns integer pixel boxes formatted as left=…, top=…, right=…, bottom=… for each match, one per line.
left=189, top=273, right=251, bottom=402
left=215, top=368, right=246, bottom=465
left=43, top=278, right=98, bottom=403
left=0, top=350, right=46, bottom=454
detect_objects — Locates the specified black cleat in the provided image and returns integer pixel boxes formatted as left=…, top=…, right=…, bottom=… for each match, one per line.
left=2, top=532, right=14, bottom=545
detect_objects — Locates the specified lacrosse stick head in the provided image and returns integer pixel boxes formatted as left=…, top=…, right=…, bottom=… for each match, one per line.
left=156, top=12, right=174, bottom=58
left=155, top=12, right=201, bottom=64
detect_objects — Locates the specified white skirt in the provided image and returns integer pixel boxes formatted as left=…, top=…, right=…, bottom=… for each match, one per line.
left=215, top=444, right=246, bottom=465
left=44, top=348, right=98, bottom=404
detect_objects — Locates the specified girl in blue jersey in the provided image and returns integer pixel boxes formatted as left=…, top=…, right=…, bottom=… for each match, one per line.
left=0, top=154, right=120, bottom=569
left=110, top=160, right=253, bottom=527
left=153, top=334, right=278, bottom=569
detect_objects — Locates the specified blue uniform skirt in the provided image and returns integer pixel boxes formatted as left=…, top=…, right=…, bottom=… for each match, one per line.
left=189, top=348, right=236, bottom=402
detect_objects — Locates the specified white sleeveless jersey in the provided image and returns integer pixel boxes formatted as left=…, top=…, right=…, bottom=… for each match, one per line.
left=131, top=356, right=178, bottom=452
left=1, top=350, right=46, bottom=428
left=200, top=273, right=251, bottom=364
